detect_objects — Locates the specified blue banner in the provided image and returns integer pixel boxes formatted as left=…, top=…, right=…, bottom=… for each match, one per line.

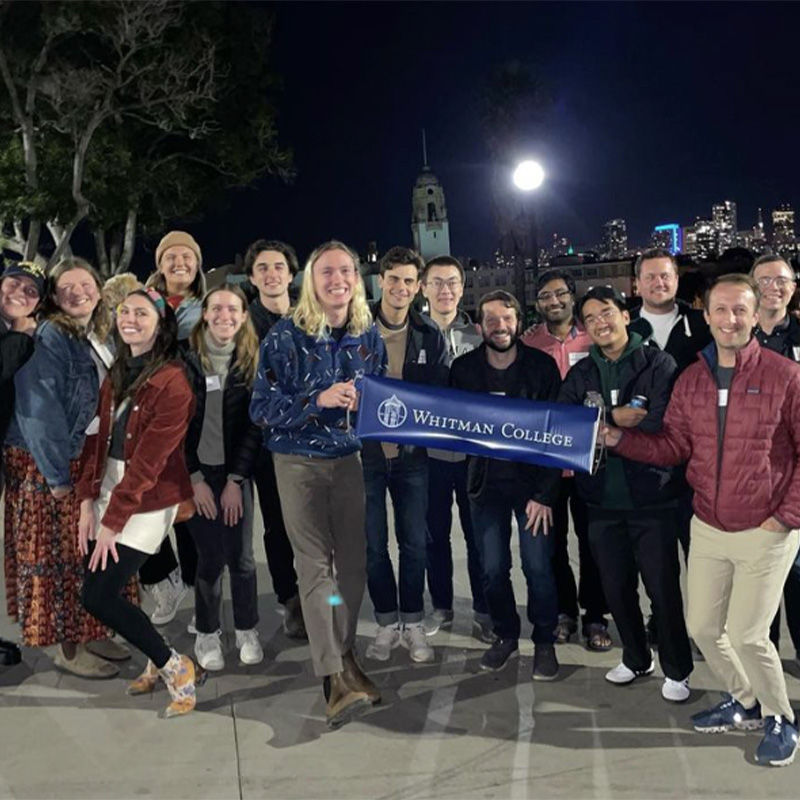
left=355, top=376, right=600, bottom=473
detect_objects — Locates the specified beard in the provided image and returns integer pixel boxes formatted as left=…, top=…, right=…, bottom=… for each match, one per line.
left=484, top=330, right=518, bottom=353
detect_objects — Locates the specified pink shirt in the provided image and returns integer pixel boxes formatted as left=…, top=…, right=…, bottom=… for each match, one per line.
left=522, top=322, right=593, bottom=379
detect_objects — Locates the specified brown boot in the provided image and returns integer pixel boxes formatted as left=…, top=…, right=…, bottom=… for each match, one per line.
left=342, top=650, right=381, bottom=705
left=127, top=660, right=159, bottom=696
left=324, top=672, right=371, bottom=730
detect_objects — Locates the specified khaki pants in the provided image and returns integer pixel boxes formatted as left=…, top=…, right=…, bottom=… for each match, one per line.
left=273, top=452, right=366, bottom=677
left=687, top=516, right=800, bottom=719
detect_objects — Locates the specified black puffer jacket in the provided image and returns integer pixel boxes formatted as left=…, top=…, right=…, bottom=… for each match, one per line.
left=181, top=346, right=262, bottom=479
left=0, top=326, right=34, bottom=442
left=559, top=341, right=681, bottom=507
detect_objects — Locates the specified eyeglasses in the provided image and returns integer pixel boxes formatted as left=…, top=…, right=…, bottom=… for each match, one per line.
left=755, top=276, right=796, bottom=288
left=536, top=289, right=571, bottom=303
left=583, top=308, right=618, bottom=327
left=426, top=278, right=462, bottom=292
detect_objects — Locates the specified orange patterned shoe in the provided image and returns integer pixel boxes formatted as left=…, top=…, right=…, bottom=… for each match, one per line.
left=159, top=651, right=197, bottom=718
left=127, top=660, right=160, bottom=696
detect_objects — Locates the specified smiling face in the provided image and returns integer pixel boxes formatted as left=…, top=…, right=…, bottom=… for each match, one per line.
left=535, top=278, right=575, bottom=326
left=116, top=294, right=160, bottom=355
left=637, top=257, right=679, bottom=312
left=203, top=290, right=246, bottom=345
left=0, top=275, right=40, bottom=325
left=379, top=264, right=421, bottom=314
left=422, top=264, right=463, bottom=316
left=704, top=282, right=759, bottom=356
left=478, top=299, right=520, bottom=352
left=249, top=249, right=293, bottom=301
left=581, top=298, right=630, bottom=353
left=752, top=259, right=796, bottom=317
left=159, top=245, right=198, bottom=295
left=311, top=248, right=358, bottom=320
left=55, top=268, right=100, bottom=325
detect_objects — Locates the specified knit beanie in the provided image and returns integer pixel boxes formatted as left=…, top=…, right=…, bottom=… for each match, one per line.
left=155, top=231, right=203, bottom=270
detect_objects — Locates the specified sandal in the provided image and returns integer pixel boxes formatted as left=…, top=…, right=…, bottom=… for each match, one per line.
left=584, top=623, right=613, bottom=652
left=554, top=614, right=578, bottom=644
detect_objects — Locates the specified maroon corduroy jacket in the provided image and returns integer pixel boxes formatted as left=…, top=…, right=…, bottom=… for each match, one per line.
left=615, top=337, right=800, bottom=532
left=76, top=361, right=195, bottom=532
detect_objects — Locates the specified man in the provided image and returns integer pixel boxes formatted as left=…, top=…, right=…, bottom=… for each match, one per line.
left=522, top=269, right=610, bottom=652
left=450, top=291, right=561, bottom=680
left=606, top=274, right=800, bottom=766
left=418, top=255, right=491, bottom=642
left=245, top=239, right=306, bottom=639
left=559, top=286, right=693, bottom=702
left=750, top=254, right=800, bottom=666
left=364, top=246, right=448, bottom=664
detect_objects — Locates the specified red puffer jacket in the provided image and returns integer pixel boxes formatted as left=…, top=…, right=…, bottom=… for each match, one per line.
left=76, top=361, right=195, bottom=532
left=615, top=337, right=800, bottom=532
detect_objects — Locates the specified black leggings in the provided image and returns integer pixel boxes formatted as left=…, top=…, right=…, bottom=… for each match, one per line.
left=82, top=544, right=172, bottom=668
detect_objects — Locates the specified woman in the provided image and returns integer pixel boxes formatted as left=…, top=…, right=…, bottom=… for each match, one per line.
left=77, top=288, right=201, bottom=717
left=142, top=230, right=207, bottom=619
left=250, top=240, right=386, bottom=729
left=4, top=258, right=124, bottom=677
left=183, top=285, right=263, bottom=671
left=0, top=261, right=44, bottom=666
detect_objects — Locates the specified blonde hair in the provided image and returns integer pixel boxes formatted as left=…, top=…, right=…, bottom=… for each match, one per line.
left=189, top=284, right=259, bottom=386
left=44, top=257, right=112, bottom=343
left=292, top=240, right=372, bottom=339
left=102, top=273, right=142, bottom=310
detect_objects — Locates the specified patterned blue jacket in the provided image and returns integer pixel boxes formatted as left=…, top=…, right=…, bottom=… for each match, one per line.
left=250, top=318, right=386, bottom=458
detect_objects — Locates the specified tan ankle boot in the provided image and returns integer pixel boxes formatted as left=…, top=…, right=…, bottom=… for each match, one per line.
left=54, top=644, right=119, bottom=679
left=158, top=652, right=198, bottom=718
left=342, top=650, right=381, bottom=704
left=127, top=660, right=159, bottom=696
left=325, top=671, right=371, bottom=729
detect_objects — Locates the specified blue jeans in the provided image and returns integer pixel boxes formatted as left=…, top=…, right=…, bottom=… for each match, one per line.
left=363, top=446, right=428, bottom=625
left=470, top=494, right=557, bottom=644
left=426, top=457, right=488, bottom=616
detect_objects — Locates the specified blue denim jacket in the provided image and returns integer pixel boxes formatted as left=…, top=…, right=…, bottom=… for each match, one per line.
left=5, top=320, right=99, bottom=489
left=250, top=318, right=386, bottom=459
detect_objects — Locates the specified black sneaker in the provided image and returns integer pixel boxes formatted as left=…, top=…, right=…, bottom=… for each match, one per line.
left=532, top=643, right=559, bottom=681
left=0, top=637, right=21, bottom=666
left=480, top=638, right=519, bottom=672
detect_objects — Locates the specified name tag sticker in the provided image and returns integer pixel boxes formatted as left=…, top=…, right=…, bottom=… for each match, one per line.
left=85, top=415, right=100, bottom=435
left=610, top=389, right=619, bottom=405
left=417, top=349, right=427, bottom=365
left=793, top=346, right=800, bottom=362
left=206, top=375, right=222, bottom=392
left=718, top=389, right=729, bottom=407
left=568, top=352, right=589, bottom=367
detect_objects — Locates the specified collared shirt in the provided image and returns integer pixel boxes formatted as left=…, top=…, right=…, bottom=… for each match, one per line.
left=522, top=322, right=592, bottom=379
left=754, top=314, right=794, bottom=357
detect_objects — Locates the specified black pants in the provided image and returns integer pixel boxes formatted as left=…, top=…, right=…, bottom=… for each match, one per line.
left=769, top=566, right=800, bottom=656
left=588, top=506, right=693, bottom=681
left=138, top=523, right=197, bottom=588
left=253, top=449, right=298, bottom=605
left=552, top=477, right=607, bottom=625
left=82, top=544, right=172, bottom=668
left=186, top=467, right=258, bottom=633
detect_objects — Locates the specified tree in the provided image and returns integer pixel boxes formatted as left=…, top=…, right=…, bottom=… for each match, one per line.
left=478, top=61, right=552, bottom=270
left=0, top=0, right=291, bottom=274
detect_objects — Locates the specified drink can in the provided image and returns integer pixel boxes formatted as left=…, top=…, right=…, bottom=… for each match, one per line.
left=629, top=395, right=648, bottom=409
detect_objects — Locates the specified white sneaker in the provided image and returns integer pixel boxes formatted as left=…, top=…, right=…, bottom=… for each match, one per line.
left=422, top=609, right=454, bottom=636
left=194, top=630, right=225, bottom=671
left=662, top=677, right=690, bottom=703
left=401, top=622, right=435, bottom=663
left=605, top=652, right=655, bottom=685
left=148, top=568, right=187, bottom=626
left=366, top=623, right=401, bottom=661
left=235, top=629, right=264, bottom=666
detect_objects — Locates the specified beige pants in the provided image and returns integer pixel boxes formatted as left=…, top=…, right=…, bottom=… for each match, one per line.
left=273, top=452, right=366, bottom=677
left=687, top=516, right=800, bottom=718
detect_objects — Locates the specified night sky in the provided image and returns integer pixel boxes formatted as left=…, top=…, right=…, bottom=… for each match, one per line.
left=157, top=1, right=800, bottom=273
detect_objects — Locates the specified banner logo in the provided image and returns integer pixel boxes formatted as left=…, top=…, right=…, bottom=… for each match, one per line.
left=377, top=394, right=408, bottom=429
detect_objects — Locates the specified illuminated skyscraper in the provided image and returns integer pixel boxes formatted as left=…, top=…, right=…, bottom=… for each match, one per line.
left=772, top=204, right=795, bottom=250
left=694, top=218, right=717, bottom=258
left=602, top=218, right=628, bottom=259
left=651, top=223, right=682, bottom=254
left=712, top=200, right=737, bottom=252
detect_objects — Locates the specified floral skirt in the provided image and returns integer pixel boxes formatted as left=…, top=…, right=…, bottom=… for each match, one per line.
left=3, top=446, right=138, bottom=648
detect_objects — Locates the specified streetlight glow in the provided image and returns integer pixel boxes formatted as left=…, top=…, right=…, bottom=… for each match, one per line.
left=513, top=160, right=545, bottom=192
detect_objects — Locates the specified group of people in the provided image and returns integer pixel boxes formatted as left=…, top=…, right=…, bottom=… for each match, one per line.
left=0, top=235, right=798, bottom=764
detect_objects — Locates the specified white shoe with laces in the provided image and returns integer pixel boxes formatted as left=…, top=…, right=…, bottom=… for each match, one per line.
left=148, top=568, right=187, bottom=626
left=605, top=652, right=655, bottom=685
left=366, top=623, right=401, bottom=661
left=235, top=629, right=264, bottom=666
left=194, top=630, right=225, bottom=671
left=662, top=677, right=690, bottom=703
left=401, top=622, right=435, bottom=663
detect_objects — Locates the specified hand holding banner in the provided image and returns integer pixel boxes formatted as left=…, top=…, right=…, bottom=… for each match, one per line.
left=355, top=376, right=601, bottom=474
